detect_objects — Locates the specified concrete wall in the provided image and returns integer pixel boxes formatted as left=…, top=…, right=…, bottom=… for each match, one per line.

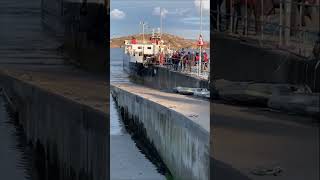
left=136, top=66, right=209, bottom=90
left=111, top=85, right=209, bottom=180
left=0, top=74, right=108, bottom=180
left=212, top=33, right=320, bottom=92
left=42, top=0, right=109, bottom=73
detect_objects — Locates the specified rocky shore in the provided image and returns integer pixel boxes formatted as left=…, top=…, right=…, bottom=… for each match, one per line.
left=110, top=33, right=210, bottom=49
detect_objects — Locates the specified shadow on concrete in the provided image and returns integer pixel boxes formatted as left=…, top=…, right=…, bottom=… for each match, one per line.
left=212, top=113, right=316, bottom=137
left=211, top=157, right=252, bottom=180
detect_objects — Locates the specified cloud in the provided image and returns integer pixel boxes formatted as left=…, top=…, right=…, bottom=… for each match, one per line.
left=153, top=7, right=191, bottom=18
left=110, top=9, right=126, bottom=20
left=194, top=0, right=210, bottom=12
left=152, top=7, right=169, bottom=18
left=172, top=8, right=191, bottom=16
left=181, top=17, right=210, bottom=26
left=166, top=28, right=210, bottom=40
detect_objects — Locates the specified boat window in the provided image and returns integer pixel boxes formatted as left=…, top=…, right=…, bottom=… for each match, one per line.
left=138, top=46, right=142, bottom=49
left=147, top=47, right=152, bottom=49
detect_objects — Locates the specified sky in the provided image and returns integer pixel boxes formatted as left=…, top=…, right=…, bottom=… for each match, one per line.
left=110, top=0, right=210, bottom=40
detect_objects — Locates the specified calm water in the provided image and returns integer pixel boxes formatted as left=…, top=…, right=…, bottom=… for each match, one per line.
left=110, top=48, right=165, bottom=180
left=110, top=48, right=129, bottom=135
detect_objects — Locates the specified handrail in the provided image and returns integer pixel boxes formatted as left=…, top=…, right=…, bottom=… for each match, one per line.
left=212, top=0, right=319, bottom=57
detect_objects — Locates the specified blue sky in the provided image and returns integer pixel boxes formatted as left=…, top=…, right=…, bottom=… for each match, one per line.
left=110, top=0, right=210, bottom=40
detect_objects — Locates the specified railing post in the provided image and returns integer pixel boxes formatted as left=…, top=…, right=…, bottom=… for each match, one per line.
left=285, top=0, right=292, bottom=46
left=315, top=61, right=320, bottom=92
left=261, top=0, right=264, bottom=41
left=245, top=0, right=248, bottom=36
left=217, top=3, right=220, bottom=31
left=279, top=0, right=283, bottom=46
left=299, top=2, right=303, bottom=55
left=230, top=0, right=234, bottom=34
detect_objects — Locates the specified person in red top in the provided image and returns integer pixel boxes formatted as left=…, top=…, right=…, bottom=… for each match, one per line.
left=131, top=36, right=137, bottom=44
left=195, top=52, right=200, bottom=63
left=203, top=51, right=209, bottom=70
left=159, top=52, right=164, bottom=65
left=203, top=51, right=208, bottom=63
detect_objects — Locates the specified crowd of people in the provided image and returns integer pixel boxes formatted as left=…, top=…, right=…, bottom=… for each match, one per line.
left=164, top=49, right=209, bottom=73
left=129, top=36, right=210, bottom=73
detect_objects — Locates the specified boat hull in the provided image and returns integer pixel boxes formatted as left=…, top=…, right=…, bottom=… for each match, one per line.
left=123, top=52, right=153, bottom=76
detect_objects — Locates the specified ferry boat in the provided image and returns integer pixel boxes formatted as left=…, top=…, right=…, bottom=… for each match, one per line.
left=123, top=29, right=171, bottom=75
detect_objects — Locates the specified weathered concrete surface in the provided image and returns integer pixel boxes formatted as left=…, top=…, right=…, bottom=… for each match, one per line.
left=212, top=33, right=320, bottom=92
left=42, top=0, right=109, bottom=72
left=111, top=83, right=209, bottom=180
left=212, top=79, right=320, bottom=117
left=211, top=102, right=319, bottom=180
left=135, top=66, right=209, bottom=90
left=0, top=68, right=108, bottom=180
left=268, top=93, right=320, bottom=117
left=0, top=97, right=30, bottom=180
left=0, top=66, right=108, bottom=112
left=0, top=0, right=108, bottom=179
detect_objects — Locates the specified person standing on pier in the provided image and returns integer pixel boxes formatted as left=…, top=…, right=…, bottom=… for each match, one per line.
left=172, top=51, right=179, bottom=71
left=195, top=52, right=200, bottom=66
left=203, top=50, right=208, bottom=70
left=182, top=52, right=190, bottom=71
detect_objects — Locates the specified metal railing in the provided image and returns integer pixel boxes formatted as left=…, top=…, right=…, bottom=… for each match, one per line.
left=160, top=57, right=210, bottom=80
left=212, top=0, right=320, bottom=58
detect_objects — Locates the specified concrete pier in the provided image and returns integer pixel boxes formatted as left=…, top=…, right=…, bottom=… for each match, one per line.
left=0, top=68, right=108, bottom=180
left=111, top=83, right=210, bottom=180
left=212, top=33, right=320, bottom=92
left=211, top=102, right=319, bottom=180
left=134, top=66, right=209, bottom=90
left=0, top=0, right=110, bottom=178
left=0, top=0, right=108, bottom=179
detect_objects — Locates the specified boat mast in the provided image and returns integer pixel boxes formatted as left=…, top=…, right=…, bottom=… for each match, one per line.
left=140, top=21, right=147, bottom=44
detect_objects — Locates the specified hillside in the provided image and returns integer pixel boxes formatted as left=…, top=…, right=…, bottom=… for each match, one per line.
left=110, top=33, right=209, bottom=49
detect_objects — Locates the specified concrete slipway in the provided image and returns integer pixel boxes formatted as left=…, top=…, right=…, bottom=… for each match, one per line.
left=111, top=83, right=210, bottom=180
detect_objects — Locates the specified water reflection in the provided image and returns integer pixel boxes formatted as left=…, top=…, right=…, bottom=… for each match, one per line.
left=110, top=48, right=166, bottom=179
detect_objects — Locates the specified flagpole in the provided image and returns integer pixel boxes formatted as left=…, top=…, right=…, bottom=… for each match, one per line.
left=160, top=7, right=162, bottom=37
left=198, top=0, right=203, bottom=76
left=143, top=22, right=145, bottom=44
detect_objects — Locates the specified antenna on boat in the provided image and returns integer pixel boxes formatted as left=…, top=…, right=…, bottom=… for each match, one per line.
left=157, top=28, right=161, bottom=38
left=160, top=7, right=162, bottom=37
left=140, top=21, right=147, bottom=44
left=152, top=28, right=155, bottom=39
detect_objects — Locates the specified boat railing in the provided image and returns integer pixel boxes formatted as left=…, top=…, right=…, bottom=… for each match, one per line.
left=160, top=57, right=210, bottom=79
left=211, top=0, right=320, bottom=58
